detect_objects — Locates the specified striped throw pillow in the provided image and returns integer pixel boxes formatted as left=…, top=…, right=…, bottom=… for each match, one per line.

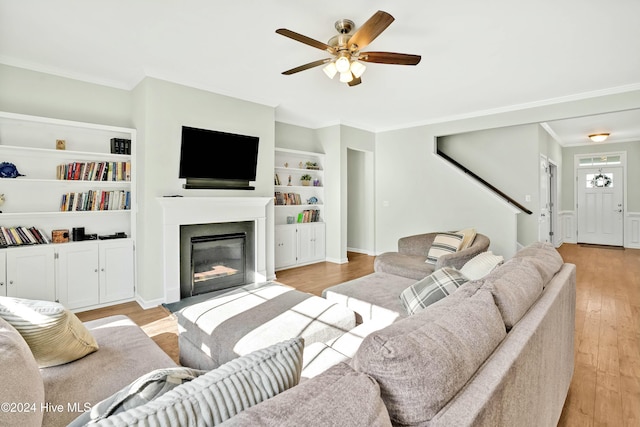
left=0, top=296, right=99, bottom=367
left=400, top=267, right=469, bottom=315
left=425, top=232, right=464, bottom=265
left=85, top=338, right=304, bottom=426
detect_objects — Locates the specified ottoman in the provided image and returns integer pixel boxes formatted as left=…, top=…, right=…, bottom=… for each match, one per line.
left=176, top=282, right=356, bottom=369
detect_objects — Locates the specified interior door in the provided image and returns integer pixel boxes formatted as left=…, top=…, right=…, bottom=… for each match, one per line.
left=577, top=167, right=624, bottom=246
left=539, top=155, right=551, bottom=243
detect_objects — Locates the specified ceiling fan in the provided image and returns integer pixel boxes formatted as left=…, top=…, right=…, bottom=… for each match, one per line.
left=276, top=10, right=421, bottom=87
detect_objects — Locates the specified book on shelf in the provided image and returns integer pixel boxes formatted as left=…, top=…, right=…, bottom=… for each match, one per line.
left=296, top=209, right=321, bottom=223
left=274, top=192, right=303, bottom=206
left=110, top=138, right=132, bottom=155
left=57, top=161, right=131, bottom=182
left=60, top=190, right=131, bottom=211
left=0, top=226, right=50, bottom=246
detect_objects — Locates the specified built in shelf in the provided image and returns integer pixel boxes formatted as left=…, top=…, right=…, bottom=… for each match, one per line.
left=0, top=144, right=132, bottom=161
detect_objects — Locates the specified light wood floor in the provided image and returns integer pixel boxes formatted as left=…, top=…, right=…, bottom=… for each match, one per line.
left=76, top=246, right=639, bottom=427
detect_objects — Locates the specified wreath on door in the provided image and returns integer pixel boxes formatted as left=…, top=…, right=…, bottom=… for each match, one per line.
left=591, top=173, right=612, bottom=188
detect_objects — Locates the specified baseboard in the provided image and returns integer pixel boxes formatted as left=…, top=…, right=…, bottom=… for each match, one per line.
left=135, top=295, right=166, bottom=310
left=347, top=247, right=376, bottom=256
left=325, top=256, right=349, bottom=264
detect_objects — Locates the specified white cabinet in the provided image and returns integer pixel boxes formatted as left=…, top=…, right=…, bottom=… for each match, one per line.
left=56, top=243, right=100, bottom=309
left=275, top=225, right=298, bottom=269
left=274, top=223, right=326, bottom=270
left=297, top=223, right=326, bottom=265
left=5, top=246, right=56, bottom=301
left=0, top=111, right=136, bottom=311
left=56, top=240, right=134, bottom=310
left=99, top=240, right=135, bottom=304
left=274, top=148, right=326, bottom=270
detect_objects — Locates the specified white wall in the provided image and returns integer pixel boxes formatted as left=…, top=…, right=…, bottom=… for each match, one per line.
left=131, top=77, right=275, bottom=303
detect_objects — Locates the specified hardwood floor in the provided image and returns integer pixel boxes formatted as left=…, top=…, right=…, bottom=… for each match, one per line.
left=76, top=246, right=639, bottom=426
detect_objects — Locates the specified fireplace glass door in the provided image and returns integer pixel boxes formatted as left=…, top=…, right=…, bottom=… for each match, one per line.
left=190, top=232, right=246, bottom=296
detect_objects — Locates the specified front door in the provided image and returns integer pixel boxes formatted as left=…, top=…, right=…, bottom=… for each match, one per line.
left=577, top=166, right=624, bottom=246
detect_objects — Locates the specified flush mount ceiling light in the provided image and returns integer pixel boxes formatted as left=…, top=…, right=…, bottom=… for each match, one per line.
left=588, top=133, right=610, bottom=143
left=276, top=10, right=421, bottom=87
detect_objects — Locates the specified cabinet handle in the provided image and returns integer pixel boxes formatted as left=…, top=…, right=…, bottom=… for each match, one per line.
left=0, top=282, right=3, bottom=286
left=95, top=269, right=98, bottom=273
left=101, top=268, right=105, bottom=272
left=9, top=280, right=13, bottom=285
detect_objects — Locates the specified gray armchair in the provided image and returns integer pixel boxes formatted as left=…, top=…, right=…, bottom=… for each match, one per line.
left=374, top=232, right=490, bottom=280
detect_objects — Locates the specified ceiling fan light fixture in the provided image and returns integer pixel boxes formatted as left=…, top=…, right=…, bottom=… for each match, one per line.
left=339, top=71, right=354, bottom=83
left=323, top=62, right=338, bottom=79
left=335, top=55, right=351, bottom=73
left=589, top=133, right=610, bottom=143
left=350, top=61, right=366, bottom=78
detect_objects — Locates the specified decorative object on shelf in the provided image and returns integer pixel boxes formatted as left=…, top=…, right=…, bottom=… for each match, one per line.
left=287, top=216, right=295, bottom=224
left=0, top=162, right=24, bottom=178
left=299, top=161, right=304, bottom=168
left=306, top=161, right=320, bottom=170
left=274, top=173, right=281, bottom=185
left=56, top=139, right=66, bottom=150
left=288, top=175, right=292, bottom=186
left=52, top=229, right=70, bottom=244
left=301, top=174, right=312, bottom=186
left=307, top=196, right=318, bottom=204
left=284, top=162, right=288, bottom=168
left=313, top=178, right=321, bottom=186
left=0, top=193, right=4, bottom=213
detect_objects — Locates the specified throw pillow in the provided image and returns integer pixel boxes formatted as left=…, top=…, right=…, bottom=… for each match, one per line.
left=459, top=251, right=504, bottom=280
left=425, top=232, right=464, bottom=265
left=399, top=267, right=469, bottom=315
left=0, top=296, right=99, bottom=367
left=456, top=227, right=477, bottom=250
left=83, top=338, right=304, bottom=426
left=68, top=367, right=205, bottom=426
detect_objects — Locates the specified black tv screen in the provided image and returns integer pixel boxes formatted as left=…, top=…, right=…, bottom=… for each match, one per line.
left=179, top=126, right=259, bottom=186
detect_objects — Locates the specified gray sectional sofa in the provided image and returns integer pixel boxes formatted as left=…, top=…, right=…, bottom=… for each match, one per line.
left=225, top=242, right=577, bottom=426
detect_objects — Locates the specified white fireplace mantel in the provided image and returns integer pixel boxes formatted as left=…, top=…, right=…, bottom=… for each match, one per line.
left=157, top=196, right=272, bottom=303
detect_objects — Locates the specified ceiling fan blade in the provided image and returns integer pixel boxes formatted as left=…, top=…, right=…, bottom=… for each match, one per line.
left=282, top=58, right=332, bottom=75
left=348, top=75, right=362, bottom=87
left=359, top=51, right=421, bottom=65
left=348, top=10, right=395, bottom=51
left=276, top=28, right=336, bottom=54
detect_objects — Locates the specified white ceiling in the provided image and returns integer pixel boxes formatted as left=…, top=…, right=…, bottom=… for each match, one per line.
left=1, top=0, right=640, bottom=136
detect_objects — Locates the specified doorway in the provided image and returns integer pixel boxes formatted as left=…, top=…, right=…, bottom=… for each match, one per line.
left=347, top=148, right=375, bottom=255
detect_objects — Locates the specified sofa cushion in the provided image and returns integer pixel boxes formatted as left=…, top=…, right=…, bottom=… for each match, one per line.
left=459, top=250, right=504, bottom=280
left=456, top=227, right=477, bottom=250
left=352, top=290, right=506, bottom=425
left=88, top=338, right=304, bottom=426
left=41, top=315, right=178, bottom=427
left=425, top=232, right=464, bottom=265
left=68, top=367, right=204, bottom=426
left=512, top=242, right=564, bottom=286
left=399, top=267, right=469, bottom=315
left=482, top=257, right=544, bottom=329
left=0, top=316, right=44, bottom=427
left=0, top=296, right=98, bottom=367
left=222, top=362, right=392, bottom=427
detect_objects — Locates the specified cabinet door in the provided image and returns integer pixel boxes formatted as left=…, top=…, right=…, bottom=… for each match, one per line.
left=99, top=240, right=134, bottom=303
left=275, top=226, right=297, bottom=269
left=6, top=246, right=56, bottom=301
left=57, top=243, right=100, bottom=309
left=298, top=223, right=325, bottom=264
left=0, top=251, right=6, bottom=296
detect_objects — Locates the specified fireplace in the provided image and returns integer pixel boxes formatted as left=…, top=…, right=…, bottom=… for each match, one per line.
left=180, top=221, right=255, bottom=299
left=158, top=196, right=272, bottom=304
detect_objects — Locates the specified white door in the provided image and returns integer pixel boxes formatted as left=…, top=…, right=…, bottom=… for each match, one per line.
left=99, top=240, right=135, bottom=303
left=539, top=155, right=551, bottom=243
left=57, top=243, right=100, bottom=309
left=6, top=246, right=56, bottom=301
left=577, top=167, right=624, bottom=246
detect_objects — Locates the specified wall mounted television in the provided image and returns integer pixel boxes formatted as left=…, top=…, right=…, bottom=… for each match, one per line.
left=179, top=126, right=259, bottom=189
